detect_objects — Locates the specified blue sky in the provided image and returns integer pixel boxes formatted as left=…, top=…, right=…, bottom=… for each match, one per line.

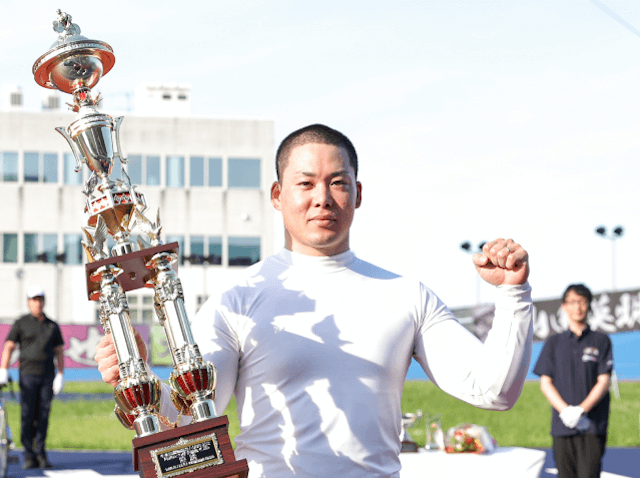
left=3, top=1, right=640, bottom=307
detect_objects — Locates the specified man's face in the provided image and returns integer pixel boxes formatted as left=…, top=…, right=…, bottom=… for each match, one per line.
left=28, top=297, right=45, bottom=317
left=562, top=290, right=589, bottom=324
left=271, top=142, right=362, bottom=256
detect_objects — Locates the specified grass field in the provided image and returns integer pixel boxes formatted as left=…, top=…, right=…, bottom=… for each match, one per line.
left=3, top=381, right=638, bottom=451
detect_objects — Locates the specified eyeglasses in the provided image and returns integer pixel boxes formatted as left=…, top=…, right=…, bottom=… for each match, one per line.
left=564, top=300, right=589, bottom=306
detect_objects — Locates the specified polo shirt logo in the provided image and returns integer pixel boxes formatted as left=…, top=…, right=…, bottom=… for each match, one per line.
left=582, top=347, right=599, bottom=362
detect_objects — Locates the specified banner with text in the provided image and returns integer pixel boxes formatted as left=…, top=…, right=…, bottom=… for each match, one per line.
left=532, top=288, right=640, bottom=341
left=0, top=324, right=151, bottom=368
left=466, top=287, right=640, bottom=343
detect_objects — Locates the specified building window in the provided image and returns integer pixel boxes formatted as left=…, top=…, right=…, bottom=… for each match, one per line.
left=190, top=157, right=222, bottom=187
left=24, top=233, right=58, bottom=263
left=41, top=234, right=58, bottom=263
left=64, top=233, right=83, bottom=265
left=43, top=153, right=58, bottom=183
left=228, top=158, right=260, bottom=189
left=64, top=152, right=82, bottom=185
left=45, top=96, right=60, bottom=110
left=228, top=237, right=260, bottom=266
left=127, top=154, right=142, bottom=184
left=127, top=296, right=139, bottom=322
left=166, top=155, right=184, bottom=187
left=24, top=152, right=58, bottom=183
left=24, top=233, right=38, bottom=263
left=10, top=93, right=21, bottom=106
left=2, top=152, right=18, bottom=182
left=24, top=152, right=39, bottom=182
left=127, top=294, right=155, bottom=324
left=190, top=156, right=204, bottom=187
left=146, top=156, right=161, bottom=186
left=127, top=155, right=161, bottom=186
left=141, top=296, right=155, bottom=322
left=208, top=236, right=222, bottom=265
left=2, top=234, right=17, bottom=263
left=187, top=236, right=205, bottom=264
left=186, top=236, right=222, bottom=265
left=165, top=235, right=185, bottom=265
left=209, top=157, right=222, bottom=187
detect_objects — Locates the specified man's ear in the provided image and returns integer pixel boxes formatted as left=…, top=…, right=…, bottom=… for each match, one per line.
left=271, top=181, right=282, bottom=211
left=355, top=181, right=362, bottom=208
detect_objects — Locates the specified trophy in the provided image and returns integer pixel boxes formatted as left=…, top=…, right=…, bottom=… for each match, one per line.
left=400, top=410, right=422, bottom=453
left=33, top=11, right=248, bottom=478
left=424, top=413, right=443, bottom=451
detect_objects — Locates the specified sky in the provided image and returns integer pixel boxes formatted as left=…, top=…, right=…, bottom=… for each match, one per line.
left=2, top=1, right=640, bottom=308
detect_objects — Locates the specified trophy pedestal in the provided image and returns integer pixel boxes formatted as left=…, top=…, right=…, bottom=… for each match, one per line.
left=133, top=415, right=248, bottom=478
left=401, top=440, right=419, bottom=453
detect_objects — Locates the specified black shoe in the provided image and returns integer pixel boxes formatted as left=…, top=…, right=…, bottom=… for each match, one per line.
left=36, top=455, right=53, bottom=469
left=23, top=458, right=38, bottom=469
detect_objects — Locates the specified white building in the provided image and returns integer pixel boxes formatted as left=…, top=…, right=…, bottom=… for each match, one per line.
left=0, top=84, right=274, bottom=325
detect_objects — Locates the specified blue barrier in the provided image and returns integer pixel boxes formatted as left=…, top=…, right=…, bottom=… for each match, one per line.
left=5, top=330, right=637, bottom=383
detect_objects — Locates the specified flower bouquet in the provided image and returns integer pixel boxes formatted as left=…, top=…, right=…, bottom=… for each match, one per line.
left=444, top=423, right=497, bottom=454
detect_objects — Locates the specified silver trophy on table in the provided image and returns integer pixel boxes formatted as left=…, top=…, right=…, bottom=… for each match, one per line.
left=424, top=413, right=443, bottom=451
left=400, top=410, right=423, bottom=453
left=32, top=10, right=248, bottom=478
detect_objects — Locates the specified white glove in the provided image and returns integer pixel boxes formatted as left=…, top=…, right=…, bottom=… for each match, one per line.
left=0, top=369, right=7, bottom=386
left=53, top=372, right=64, bottom=395
left=559, top=406, right=584, bottom=429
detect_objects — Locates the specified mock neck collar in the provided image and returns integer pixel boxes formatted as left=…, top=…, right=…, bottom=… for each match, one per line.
left=276, top=248, right=356, bottom=271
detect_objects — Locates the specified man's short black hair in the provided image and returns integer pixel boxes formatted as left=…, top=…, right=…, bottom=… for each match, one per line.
left=562, top=283, right=593, bottom=305
left=275, top=124, right=358, bottom=182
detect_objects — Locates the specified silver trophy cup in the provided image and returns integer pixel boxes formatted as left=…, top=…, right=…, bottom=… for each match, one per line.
left=400, top=410, right=423, bottom=453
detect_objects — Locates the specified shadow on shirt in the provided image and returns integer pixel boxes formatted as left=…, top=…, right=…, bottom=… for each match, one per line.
left=207, top=255, right=406, bottom=476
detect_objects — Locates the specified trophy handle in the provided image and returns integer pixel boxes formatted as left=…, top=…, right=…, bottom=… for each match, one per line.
left=55, top=126, right=86, bottom=172
left=112, top=116, right=128, bottom=164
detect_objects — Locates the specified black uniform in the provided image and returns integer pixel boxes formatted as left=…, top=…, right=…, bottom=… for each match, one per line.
left=6, top=313, right=63, bottom=462
left=534, top=326, right=613, bottom=478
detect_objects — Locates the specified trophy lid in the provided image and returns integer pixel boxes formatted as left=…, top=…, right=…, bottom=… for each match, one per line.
left=33, top=10, right=115, bottom=94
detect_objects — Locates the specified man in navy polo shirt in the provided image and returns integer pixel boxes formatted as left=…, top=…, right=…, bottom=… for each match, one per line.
left=0, top=286, right=65, bottom=470
left=534, top=283, right=613, bottom=478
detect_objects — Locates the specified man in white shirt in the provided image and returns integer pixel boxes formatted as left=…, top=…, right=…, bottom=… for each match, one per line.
left=96, top=124, right=533, bottom=478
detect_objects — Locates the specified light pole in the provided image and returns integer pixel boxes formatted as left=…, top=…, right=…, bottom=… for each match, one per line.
left=595, top=225, right=624, bottom=292
left=460, top=241, right=486, bottom=304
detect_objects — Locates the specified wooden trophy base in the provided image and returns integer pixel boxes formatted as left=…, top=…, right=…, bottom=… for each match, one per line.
left=133, top=415, right=248, bottom=478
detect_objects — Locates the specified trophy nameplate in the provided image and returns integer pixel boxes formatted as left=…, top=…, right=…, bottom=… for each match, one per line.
left=32, top=10, right=248, bottom=478
left=133, top=417, right=247, bottom=478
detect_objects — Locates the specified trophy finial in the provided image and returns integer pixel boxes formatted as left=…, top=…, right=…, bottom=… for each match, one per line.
left=33, top=11, right=114, bottom=94
left=53, top=10, right=81, bottom=36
